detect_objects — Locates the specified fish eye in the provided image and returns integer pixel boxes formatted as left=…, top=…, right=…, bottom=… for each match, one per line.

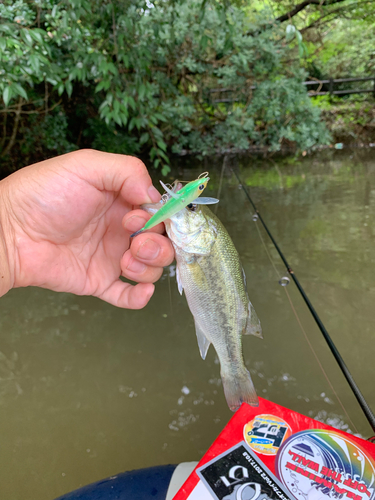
left=198, top=184, right=204, bottom=191
left=187, top=203, right=197, bottom=211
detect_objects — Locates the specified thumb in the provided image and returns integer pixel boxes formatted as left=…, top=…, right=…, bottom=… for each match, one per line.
left=66, top=149, right=161, bottom=206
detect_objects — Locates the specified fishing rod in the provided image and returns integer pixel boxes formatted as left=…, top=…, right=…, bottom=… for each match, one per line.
left=232, top=167, right=375, bottom=434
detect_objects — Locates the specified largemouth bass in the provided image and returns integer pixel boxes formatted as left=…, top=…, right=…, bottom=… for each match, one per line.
left=143, top=184, right=262, bottom=411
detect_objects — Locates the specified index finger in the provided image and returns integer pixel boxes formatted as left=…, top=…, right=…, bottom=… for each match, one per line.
left=62, top=149, right=161, bottom=206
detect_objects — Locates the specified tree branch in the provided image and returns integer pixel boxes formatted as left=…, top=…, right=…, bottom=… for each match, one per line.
left=0, top=113, right=8, bottom=151
left=300, top=0, right=375, bottom=31
left=2, top=99, right=23, bottom=157
left=0, top=99, right=62, bottom=115
left=276, top=0, right=348, bottom=22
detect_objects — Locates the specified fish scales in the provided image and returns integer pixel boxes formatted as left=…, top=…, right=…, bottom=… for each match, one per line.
left=166, top=205, right=262, bottom=411
left=141, top=189, right=262, bottom=411
left=175, top=219, right=247, bottom=366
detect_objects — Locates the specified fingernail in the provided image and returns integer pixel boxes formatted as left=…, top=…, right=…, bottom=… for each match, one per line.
left=124, top=215, right=147, bottom=232
left=137, top=238, right=160, bottom=260
left=126, top=257, right=147, bottom=274
left=148, top=185, right=161, bottom=203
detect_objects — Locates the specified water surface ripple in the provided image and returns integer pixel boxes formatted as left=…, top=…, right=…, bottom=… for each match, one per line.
left=1, top=150, right=374, bottom=499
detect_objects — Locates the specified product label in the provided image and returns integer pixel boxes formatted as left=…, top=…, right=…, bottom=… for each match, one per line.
left=196, top=442, right=295, bottom=500
left=244, top=415, right=292, bottom=456
left=275, top=430, right=375, bottom=500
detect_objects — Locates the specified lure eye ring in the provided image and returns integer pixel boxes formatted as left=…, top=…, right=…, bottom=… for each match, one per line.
left=198, top=184, right=205, bottom=191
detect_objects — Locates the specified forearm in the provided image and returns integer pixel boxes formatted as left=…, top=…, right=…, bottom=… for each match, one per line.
left=0, top=181, right=13, bottom=297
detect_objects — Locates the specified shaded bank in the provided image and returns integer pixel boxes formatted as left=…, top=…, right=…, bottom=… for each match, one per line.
left=0, top=1, right=330, bottom=176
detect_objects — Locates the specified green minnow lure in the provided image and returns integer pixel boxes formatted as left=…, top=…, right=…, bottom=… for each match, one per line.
left=131, top=173, right=219, bottom=237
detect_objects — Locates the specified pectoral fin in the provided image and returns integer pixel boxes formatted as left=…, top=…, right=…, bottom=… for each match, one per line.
left=176, top=266, right=183, bottom=295
left=194, top=321, right=211, bottom=360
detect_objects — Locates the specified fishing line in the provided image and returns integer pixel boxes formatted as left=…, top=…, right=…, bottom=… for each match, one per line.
left=251, top=205, right=358, bottom=433
left=252, top=215, right=282, bottom=279
left=283, top=287, right=359, bottom=434
left=215, top=156, right=227, bottom=214
left=168, top=268, right=173, bottom=314
left=231, top=166, right=375, bottom=434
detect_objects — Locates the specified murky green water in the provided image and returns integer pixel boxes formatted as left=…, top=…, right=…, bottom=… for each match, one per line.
left=1, top=150, right=375, bottom=500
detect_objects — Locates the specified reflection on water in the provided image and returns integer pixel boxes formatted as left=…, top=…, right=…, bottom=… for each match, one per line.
left=1, top=150, right=375, bottom=499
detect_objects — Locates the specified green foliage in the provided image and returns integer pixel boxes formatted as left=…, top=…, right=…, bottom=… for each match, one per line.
left=0, top=0, right=330, bottom=174
left=316, top=95, right=375, bottom=144
left=264, top=0, right=375, bottom=80
left=285, top=24, right=308, bottom=59
left=21, top=110, right=77, bottom=157
left=257, top=0, right=375, bottom=146
left=84, top=118, right=141, bottom=156
left=310, top=20, right=375, bottom=78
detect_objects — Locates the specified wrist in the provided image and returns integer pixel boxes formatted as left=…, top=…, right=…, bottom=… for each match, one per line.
left=0, top=181, right=13, bottom=297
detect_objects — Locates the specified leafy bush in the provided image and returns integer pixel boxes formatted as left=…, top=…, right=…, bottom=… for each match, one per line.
left=0, top=0, right=330, bottom=174
left=314, top=95, right=375, bottom=144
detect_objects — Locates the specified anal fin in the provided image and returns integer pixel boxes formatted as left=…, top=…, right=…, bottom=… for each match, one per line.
left=243, top=302, right=263, bottom=338
left=241, top=267, right=262, bottom=338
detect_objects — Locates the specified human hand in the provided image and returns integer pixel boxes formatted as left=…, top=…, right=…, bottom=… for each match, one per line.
left=0, top=149, right=174, bottom=309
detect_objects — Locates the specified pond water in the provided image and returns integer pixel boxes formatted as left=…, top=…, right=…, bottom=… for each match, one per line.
left=1, top=150, right=375, bottom=500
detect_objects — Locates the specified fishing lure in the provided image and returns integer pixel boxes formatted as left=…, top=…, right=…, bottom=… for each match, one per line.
left=131, top=173, right=219, bottom=237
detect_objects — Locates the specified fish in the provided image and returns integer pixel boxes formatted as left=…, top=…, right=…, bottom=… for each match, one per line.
left=131, top=174, right=219, bottom=238
left=142, top=181, right=262, bottom=411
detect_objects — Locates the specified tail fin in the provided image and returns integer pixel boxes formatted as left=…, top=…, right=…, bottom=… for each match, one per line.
left=221, top=368, right=259, bottom=411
